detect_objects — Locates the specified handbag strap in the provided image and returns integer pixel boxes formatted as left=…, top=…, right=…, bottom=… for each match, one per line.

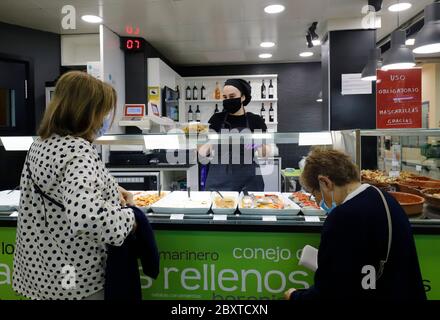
left=370, top=185, right=393, bottom=280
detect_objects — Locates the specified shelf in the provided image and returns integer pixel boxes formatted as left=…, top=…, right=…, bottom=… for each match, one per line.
left=361, top=129, right=440, bottom=137
left=184, top=99, right=278, bottom=103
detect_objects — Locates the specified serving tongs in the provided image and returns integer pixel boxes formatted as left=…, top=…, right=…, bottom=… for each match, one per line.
left=215, top=190, right=224, bottom=199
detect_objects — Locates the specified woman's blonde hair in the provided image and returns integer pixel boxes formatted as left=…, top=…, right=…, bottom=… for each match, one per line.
left=38, top=71, right=117, bottom=142
left=300, top=148, right=360, bottom=193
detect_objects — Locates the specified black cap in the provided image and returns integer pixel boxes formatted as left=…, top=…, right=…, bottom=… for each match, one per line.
left=224, top=79, right=252, bottom=106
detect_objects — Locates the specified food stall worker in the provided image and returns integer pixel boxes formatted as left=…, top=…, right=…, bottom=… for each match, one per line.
left=13, top=71, right=136, bottom=300
left=199, top=79, right=270, bottom=192
left=285, top=149, right=426, bottom=301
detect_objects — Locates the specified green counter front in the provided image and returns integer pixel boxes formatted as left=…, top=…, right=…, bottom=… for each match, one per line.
left=0, top=216, right=439, bottom=300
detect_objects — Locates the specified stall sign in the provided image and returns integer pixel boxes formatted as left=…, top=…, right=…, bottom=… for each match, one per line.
left=1, top=228, right=439, bottom=300
left=376, top=69, right=422, bottom=129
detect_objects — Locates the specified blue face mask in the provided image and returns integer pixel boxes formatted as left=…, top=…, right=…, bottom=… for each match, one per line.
left=96, top=115, right=112, bottom=138
left=320, top=189, right=337, bottom=215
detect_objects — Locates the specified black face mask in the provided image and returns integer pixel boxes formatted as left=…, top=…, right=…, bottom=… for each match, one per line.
left=223, top=97, right=242, bottom=114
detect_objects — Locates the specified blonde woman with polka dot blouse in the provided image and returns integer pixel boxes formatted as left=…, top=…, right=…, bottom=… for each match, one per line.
left=13, top=71, right=136, bottom=300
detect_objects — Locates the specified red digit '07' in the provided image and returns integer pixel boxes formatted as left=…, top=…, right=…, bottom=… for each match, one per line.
left=126, top=39, right=133, bottom=49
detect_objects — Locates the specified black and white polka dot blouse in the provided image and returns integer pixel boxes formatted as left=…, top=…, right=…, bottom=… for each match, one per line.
left=12, top=134, right=135, bottom=300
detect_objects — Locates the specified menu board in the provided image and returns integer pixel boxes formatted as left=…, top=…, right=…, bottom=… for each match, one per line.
left=376, top=69, right=422, bottom=129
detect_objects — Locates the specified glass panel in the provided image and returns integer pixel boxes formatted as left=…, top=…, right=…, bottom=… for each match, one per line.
left=0, top=88, right=16, bottom=127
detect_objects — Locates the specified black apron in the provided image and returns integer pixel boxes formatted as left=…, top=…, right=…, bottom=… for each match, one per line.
left=205, top=113, right=265, bottom=192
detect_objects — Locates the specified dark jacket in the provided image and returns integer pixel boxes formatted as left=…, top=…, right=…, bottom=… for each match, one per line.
left=104, top=206, right=160, bottom=300
left=292, top=187, right=426, bottom=301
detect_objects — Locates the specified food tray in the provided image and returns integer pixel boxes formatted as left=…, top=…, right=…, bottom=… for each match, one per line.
left=287, top=192, right=326, bottom=216
left=238, top=192, right=301, bottom=215
left=388, top=191, right=425, bottom=216
left=211, top=192, right=239, bottom=215
left=131, top=190, right=170, bottom=212
left=421, top=188, right=440, bottom=210
left=151, top=191, right=212, bottom=214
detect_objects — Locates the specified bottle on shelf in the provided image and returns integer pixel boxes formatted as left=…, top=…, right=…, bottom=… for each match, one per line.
left=269, top=103, right=274, bottom=122
left=268, top=80, right=274, bottom=99
left=188, top=105, right=194, bottom=122
left=215, top=81, right=221, bottom=100
left=195, top=105, right=201, bottom=122
left=186, top=84, right=192, bottom=100
left=193, top=83, right=198, bottom=100
left=176, top=85, right=180, bottom=100
left=261, top=80, right=266, bottom=99
left=201, top=83, right=206, bottom=100
left=214, top=104, right=220, bottom=114
left=260, top=103, right=266, bottom=122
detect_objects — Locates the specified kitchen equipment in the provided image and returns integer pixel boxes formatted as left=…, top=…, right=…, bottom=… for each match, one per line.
left=108, top=169, right=159, bottom=191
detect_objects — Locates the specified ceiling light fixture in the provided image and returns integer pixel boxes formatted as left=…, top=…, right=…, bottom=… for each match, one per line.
left=81, top=15, right=103, bottom=23
left=362, top=48, right=383, bottom=81
left=259, top=53, right=273, bottom=59
left=299, top=52, right=314, bottom=57
left=413, top=3, right=440, bottom=54
left=264, top=4, right=285, bottom=14
left=316, top=91, right=323, bottom=103
left=306, top=33, right=314, bottom=48
left=388, top=2, right=412, bottom=13
left=382, top=30, right=415, bottom=70
left=368, top=0, right=384, bottom=12
left=260, top=42, right=275, bottom=48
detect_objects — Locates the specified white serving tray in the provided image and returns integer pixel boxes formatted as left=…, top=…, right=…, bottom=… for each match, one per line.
left=211, top=191, right=239, bottom=215
left=283, top=192, right=326, bottom=216
left=0, top=190, right=20, bottom=211
left=238, top=192, right=301, bottom=215
left=151, top=191, right=212, bottom=214
left=131, top=190, right=171, bottom=212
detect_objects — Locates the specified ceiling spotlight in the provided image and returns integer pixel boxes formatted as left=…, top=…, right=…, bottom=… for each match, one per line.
left=308, top=22, right=319, bottom=40
left=264, top=4, right=285, bottom=14
left=81, top=15, right=103, bottom=23
left=388, top=2, right=412, bottom=13
left=413, top=3, right=440, bottom=54
left=260, top=42, right=275, bottom=48
left=300, top=52, right=314, bottom=57
left=368, top=0, right=383, bottom=12
left=306, top=33, right=313, bottom=48
left=259, top=53, right=273, bottom=59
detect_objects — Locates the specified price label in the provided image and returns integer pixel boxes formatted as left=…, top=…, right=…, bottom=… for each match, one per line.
left=304, top=216, right=320, bottom=222
left=416, top=165, right=422, bottom=172
left=389, top=171, right=400, bottom=178
left=213, top=215, right=227, bottom=221
left=262, top=216, right=277, bottom=222
left=170, top=214, right=184, bottom=220
left=9, top=211, right=18, bottom=217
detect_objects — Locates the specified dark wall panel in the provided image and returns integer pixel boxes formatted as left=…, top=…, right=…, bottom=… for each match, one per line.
left=0, top=22, right=60, bottom=131
left=177, top=62, right=323, bottom=168
left=328, top=30, right=376, bottom=130
left=0, top=22, right=60, bottom=190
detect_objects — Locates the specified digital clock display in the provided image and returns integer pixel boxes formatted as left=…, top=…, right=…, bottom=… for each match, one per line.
left=120, top=37, right=144, bottom=52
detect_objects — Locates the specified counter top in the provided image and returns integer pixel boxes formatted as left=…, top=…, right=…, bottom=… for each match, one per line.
left=106, top=163, right=195, bottom=169
left=2, top=209, right=440, bottom=234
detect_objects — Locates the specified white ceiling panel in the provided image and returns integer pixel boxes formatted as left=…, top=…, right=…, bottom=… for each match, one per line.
left=0, top=0, right=435, bottom=65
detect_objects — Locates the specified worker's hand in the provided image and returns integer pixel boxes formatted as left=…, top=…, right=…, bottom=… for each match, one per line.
left=284, top=288, right=296, bottom=300
left=118, top=186, right=135, bottom=207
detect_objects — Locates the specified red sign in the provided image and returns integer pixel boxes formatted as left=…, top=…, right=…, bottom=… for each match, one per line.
left=376, top=69, right=422, bottom=129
